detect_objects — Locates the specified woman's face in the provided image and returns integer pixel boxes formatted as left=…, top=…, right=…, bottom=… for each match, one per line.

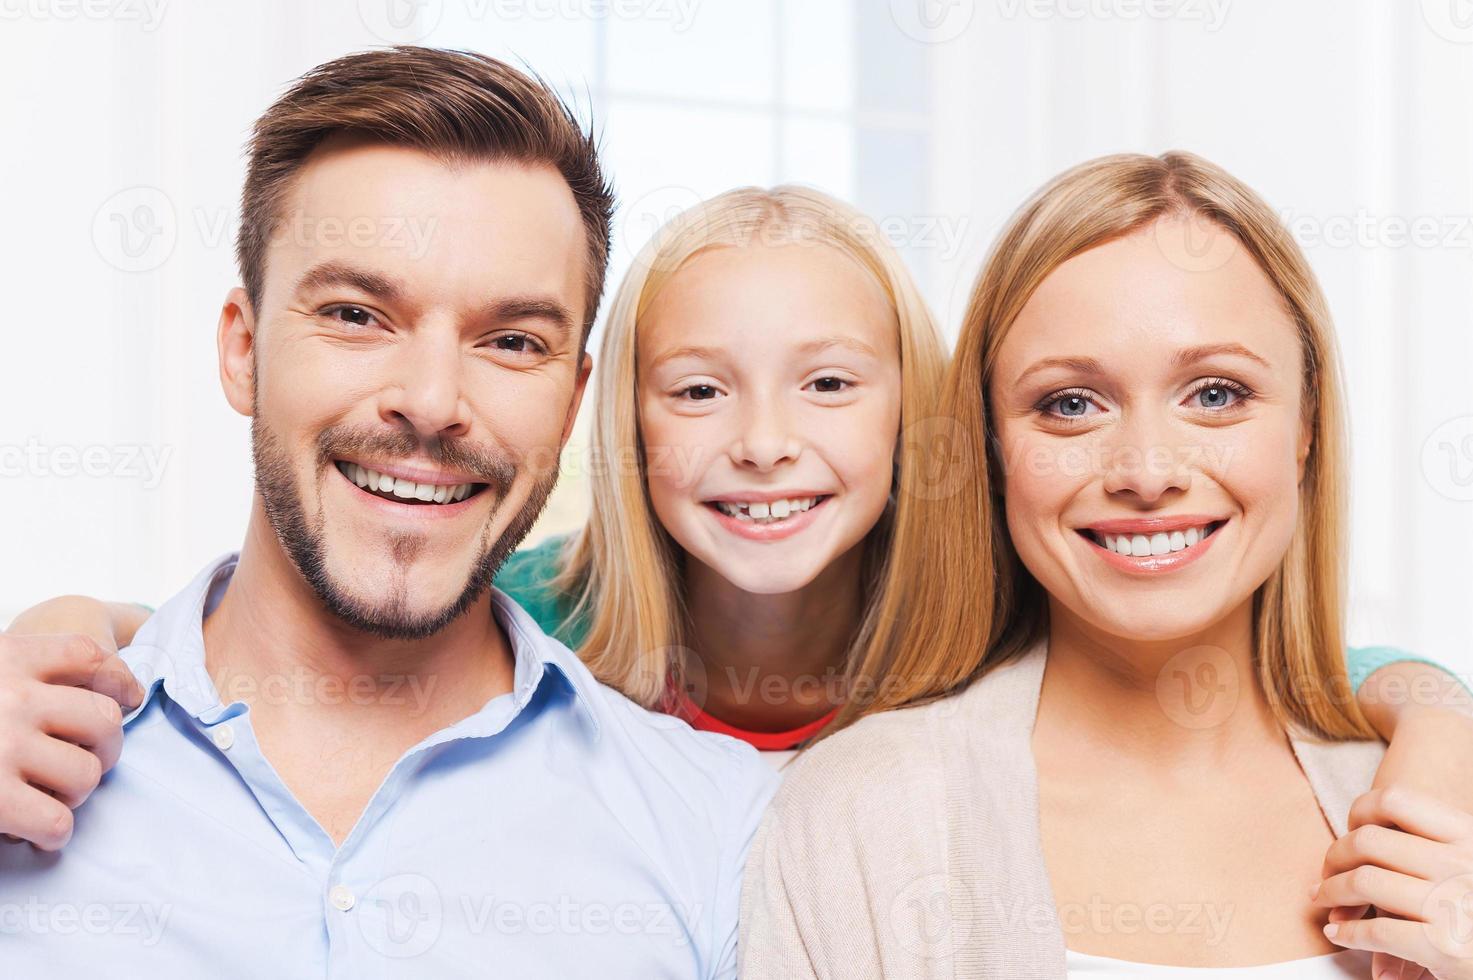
left=637, top=241, right=903, bottom=596
left=990, top=215, right=1313, bottom=643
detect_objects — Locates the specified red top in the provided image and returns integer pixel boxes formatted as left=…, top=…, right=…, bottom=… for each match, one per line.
left=662, top=686, right=838, bottom=752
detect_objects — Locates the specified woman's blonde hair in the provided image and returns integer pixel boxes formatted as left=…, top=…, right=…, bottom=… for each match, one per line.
left=836, top=151, right=1374, bottom=741
left=550, top=185, right=948, bottom=726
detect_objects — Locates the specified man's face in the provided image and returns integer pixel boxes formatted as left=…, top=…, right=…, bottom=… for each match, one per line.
left=232, top=140, right=591, bottom=638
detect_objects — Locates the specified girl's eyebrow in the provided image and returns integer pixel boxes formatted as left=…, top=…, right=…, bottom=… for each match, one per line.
left=797, top=336, right=879, bottom=357
left=650, top=335, right=879, bottom=370
left=650, top=344, right=725, bottom=369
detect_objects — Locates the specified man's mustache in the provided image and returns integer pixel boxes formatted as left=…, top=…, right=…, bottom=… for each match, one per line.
left=315, top=425, right=518, bottom=494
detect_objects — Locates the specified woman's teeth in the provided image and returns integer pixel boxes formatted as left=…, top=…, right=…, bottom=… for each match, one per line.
left=1096, top=522, right=1220, bottom=557
left=713, top=496, right=821, bottom=524
left=336, top=460, right=476, bottom=505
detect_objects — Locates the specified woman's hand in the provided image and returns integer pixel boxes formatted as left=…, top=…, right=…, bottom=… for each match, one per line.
left=0, top=597, right=146, bottom=850
left=1314, top=786, right=1473, bottom=979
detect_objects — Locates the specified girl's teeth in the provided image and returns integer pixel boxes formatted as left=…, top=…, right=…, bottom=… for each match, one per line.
left=713, top=497, right=819, bottom=524
left=338, top=461, right=474, bottom=506
left=1101, top=523, right=1215, bottom=557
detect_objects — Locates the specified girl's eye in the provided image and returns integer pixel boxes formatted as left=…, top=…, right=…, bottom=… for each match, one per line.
left=808, top=377, right=850, bottom=394
left=1186, top=378, right=1253, bottom=411
left=322, top=305, right=381, bottom=329
left=486, top=333, right=546, bottom=355
left=1038, top=389, right=1103, bottom=421
left=678, top=384, right=721, bottom=401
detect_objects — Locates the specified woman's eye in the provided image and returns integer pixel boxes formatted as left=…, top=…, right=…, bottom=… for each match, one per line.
left=1187, top=379, right=1252, bottom=411
left=808, top=377, right=850, bottom=394
left=322, top=305, right=380, bottom=329
left=1040, top=390, right=1102, bottom=420
left=679, top=384, right=720, bottom=401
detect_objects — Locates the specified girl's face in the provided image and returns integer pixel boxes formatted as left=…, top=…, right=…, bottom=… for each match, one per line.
left=637, top=241, right=902, bottom=596
left=990, top=216, right=1313, bottom=643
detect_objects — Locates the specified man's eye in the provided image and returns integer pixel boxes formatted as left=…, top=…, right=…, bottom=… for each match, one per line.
left=323, top=305, right=380, bottom=328
left=487, top=333, right=546, bottom=355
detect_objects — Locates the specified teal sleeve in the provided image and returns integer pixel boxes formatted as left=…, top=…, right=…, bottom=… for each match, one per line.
left=1345, top=645, right=1467, bottom=694
left=493, top=534, right=590, bottom=650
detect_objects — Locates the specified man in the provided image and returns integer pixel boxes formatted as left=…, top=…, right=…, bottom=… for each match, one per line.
left=0, top=46, right=775, bottom=976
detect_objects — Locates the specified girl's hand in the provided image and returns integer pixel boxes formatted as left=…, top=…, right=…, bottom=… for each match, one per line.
left=1314, top=786, right=1473, bottom=979
left=0, top=597, right=147, bottom=850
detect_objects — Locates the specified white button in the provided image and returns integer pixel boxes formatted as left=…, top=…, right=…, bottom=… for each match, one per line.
left=211, top=724, right=235, bottom=751
left=329, top=884, right=355, bottom=912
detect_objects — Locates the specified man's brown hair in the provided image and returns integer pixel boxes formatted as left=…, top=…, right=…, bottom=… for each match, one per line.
left=238, top=46, right=614, bottom=340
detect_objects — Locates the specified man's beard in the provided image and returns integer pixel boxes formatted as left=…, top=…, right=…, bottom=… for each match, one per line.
left=251, top=417, right=558, bottom=640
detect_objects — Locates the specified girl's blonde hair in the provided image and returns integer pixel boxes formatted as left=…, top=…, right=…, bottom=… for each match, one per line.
left=552, top=185, right=948, bottom=727
left=836, top=151, right=1374, bottom=741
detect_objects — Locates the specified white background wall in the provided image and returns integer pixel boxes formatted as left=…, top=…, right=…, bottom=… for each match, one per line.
left=2, top=0, right=1470, bottom=681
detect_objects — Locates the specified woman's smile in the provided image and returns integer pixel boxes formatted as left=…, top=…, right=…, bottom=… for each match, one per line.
left=1075, top=515, right=1228, bottom=574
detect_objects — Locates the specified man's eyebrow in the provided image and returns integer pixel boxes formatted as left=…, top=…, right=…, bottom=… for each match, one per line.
left=485, top=296, right=576, bottom=338
left=1171, top=342, right=1271, bottom=369
left=294, top=261, right=402, bottom=302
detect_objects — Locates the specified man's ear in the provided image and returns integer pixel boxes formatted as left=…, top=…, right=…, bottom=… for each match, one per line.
left=218, top=287, right=256, bottom=418
left=560, top=351, right=593, bottom=450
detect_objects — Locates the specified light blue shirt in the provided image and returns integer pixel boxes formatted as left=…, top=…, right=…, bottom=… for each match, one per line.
left=0, top=554, right=778, bottom=978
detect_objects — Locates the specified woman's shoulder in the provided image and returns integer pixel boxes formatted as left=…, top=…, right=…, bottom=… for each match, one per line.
left=772, top=649, right=1045, bottom=816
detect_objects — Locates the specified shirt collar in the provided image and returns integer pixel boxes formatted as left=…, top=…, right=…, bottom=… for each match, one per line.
left=122, top=552, right=602, bottom=742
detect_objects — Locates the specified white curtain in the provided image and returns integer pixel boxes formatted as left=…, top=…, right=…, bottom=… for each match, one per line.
left=2, top=0, right=1468, bottom=681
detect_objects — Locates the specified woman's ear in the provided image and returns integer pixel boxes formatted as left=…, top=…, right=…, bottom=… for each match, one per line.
left=1296, top=412, right=1314, bottom=485
left=218, top=287, right=256, bottom=418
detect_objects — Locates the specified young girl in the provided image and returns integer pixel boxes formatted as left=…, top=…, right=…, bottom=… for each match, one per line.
left=741, top=153, right=1473, bottom=978
left=4, top=183, right=1468, bottom=847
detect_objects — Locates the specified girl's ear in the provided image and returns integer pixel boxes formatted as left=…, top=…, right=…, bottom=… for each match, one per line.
left=218, top=287, right=256, bottom=417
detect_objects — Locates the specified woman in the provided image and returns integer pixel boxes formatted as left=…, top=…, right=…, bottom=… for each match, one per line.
left=741, top=153, right=1473, bottom=978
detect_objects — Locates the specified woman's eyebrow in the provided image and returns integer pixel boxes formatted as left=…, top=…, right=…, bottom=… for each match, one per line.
left=1171, top=342, right=1271, bottom=368
left=1014, top=356, right=1105, bottom=386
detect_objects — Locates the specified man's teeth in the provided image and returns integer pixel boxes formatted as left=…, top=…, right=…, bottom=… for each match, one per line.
left=338, top=461, right=473, bottom=504
left=1100, top=524, right=1216, bottom=557
left=714, top=497, right=819, bottom=523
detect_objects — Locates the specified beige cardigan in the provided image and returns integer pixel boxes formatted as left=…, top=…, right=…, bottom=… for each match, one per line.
left=739, top=640, right=1385, bottom=979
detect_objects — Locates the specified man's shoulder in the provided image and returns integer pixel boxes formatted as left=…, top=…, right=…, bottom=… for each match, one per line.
left=496, top=591, right=778, bottom=821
